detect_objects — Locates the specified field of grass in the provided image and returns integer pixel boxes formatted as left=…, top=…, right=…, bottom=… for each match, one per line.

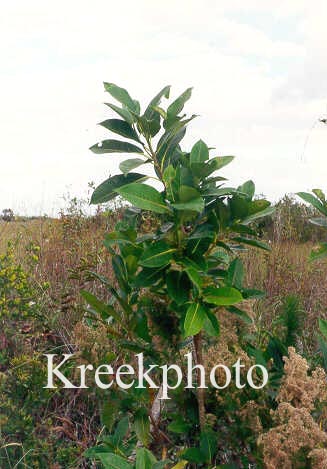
left=1, top=211, right=327, bottom=468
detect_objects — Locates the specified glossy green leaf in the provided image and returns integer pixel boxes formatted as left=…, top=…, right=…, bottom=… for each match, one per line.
left=81, top=290, right=120, bottom=322
left=248, top=199, right=270, bottom=215
left=297, top=191, right=327, bottom=216
left=133, top=267, right=164, bottom=287
left=241, top=206, right=275, bottom=224
left=313, top=188, right=326, bottom=203
left=112, top=255, right=129, bottom=292
left=106, top=102, right=134, bottom=125
left=200, top=429, right=217, bottom=463
left=203, top=187, right=237, bottom=197
left=185, top=267, right=203, bottom=290
left=233, top=237, right=271, bottom=251
left=90, top=173, right=146, bottom=204
left=144, top=85, right=171, bottom=120
left=184, top=303, right=206, bottom=336
left=104, top=82, right=140, bottom=114
left=203, top=286, right=243, bottom=306
left=190, top=139, right=209, bottom=165
left=237, top=180, right=255, bottom=200
left=116, top=183, right=168, bottom=214
left=167, top=87, right=192, bottom=119
left=168, top=418, right=190, bottom=434
left=227, top=305, right=252, bottom=324
left=172, top=185, right=204, bottom=212
left=182, top=448, right=205, bottom=463
left=166, top=271, right=190, bottom=305
left=172, top=198, right=204, bottom=213
left=119, top=158, right=149, bottom=175
left=134, top=409, right=151, bottom=446
left=227, top=258, right=244, bottom=289
left=112, top=416, right=129, bottom=447
left=241, top=288, right=265, bottom=299
left=202, top=155, right=234, bottom=177
left=140, top=241, right=176, bottom=268
left=136, top=448, right=157, bottom=469
left=90, top=139, right=143, bottom=154
left=204, top=310, right=220, bottom=336
left=99, top=118, right=140, bottom=142
left=163, top=165, right=177, bottom=202
left=97, top=453, right=132, bottom=469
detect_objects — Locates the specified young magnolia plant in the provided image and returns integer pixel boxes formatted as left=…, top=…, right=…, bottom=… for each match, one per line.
left=84, top=83, right=274, bottom=467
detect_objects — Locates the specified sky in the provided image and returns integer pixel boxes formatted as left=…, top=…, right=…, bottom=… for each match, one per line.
left=1, top=0, right=327, bottom=216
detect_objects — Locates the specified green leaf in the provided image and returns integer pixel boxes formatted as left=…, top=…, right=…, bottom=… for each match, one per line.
left=136, top=448, right=156, bottom=469
left=90, top=139, right=143, bottom=154
left=204, top=310, right=220, bottom=337
left=182, top=448, right=205, bottom=463
left=241, top=206, right=275, bottom=224
left=166, top=271, right=190, bottom=305
left=90, top=173, right=146, bottom=204
left=203, top=286, right=243, bottom=306
left=241, top=288, right=265, bottom=299
left=203, top=187, right=238, bottom=197
left=144, top=85, right=171, bottom=120
left=310, top=243, right=327, bottom=261
left=185, top=267, right=203, bottom=291
left=116, top=183, right=168, bottom=214
left=313, top=188, right=326, bottom=203
left=163, top=165, right=177, bottom=202
left=106, top=102, right=134, bottom=125
left=184, top=303, right=206, bottom=336
left=168, top=418, right=190, bottom=434
left=133, top=267, right=164, bottom=287
left=172, top=198, right=204, bottom=213
left=319, top=318, right=327, bottom=341
left=167, top=87, right=192, bottom=120
left=200, top=430, right=217, bottom=463
left=104, top=82, right=140, bottom=114
left=233, top=237, right=271, bottom=251
left=190, top=139, right=209, bottom=165
left=297, top=191, right=327, bottom=216
left=157, top=126, right=187, bottom=171
left=226, top=305, right=252, bottom=324
left=172, top=185, right=204, bottom=213
left=227, top=258, right=244, bottom=289
left=97, top=453, right=132, bottom=469
left=237, top=180, right=255, bottom=200
left=140, top=241, right=176, bottom=268
left=112, top=416, right=129, bottom=447
left=134, top=409, right=151, bottom=446
left=81, top=290, right=120, bottom=322
left=248, top=199, right=270, bottom=215
left=99, top=119, right=140, bottom=142
left=112, top=255, right=129, bottom=292
left=119, top=158, right=149, bottom=175
left=203, top=155, right=234, bottom=176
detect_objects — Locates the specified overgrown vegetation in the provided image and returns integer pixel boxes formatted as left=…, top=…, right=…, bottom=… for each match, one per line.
left=0, top=84, right=327, bottom=468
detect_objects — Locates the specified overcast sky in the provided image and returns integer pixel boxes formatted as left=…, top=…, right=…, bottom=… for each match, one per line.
left=1, top=0, right=327, bottom=215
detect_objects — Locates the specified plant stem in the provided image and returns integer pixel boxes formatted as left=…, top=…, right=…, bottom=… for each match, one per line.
left=193, top=331, right=206, bottom=431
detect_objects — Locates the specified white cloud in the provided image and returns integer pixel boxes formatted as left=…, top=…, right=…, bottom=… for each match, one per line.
left=0, top=0, right=326, bottom=215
